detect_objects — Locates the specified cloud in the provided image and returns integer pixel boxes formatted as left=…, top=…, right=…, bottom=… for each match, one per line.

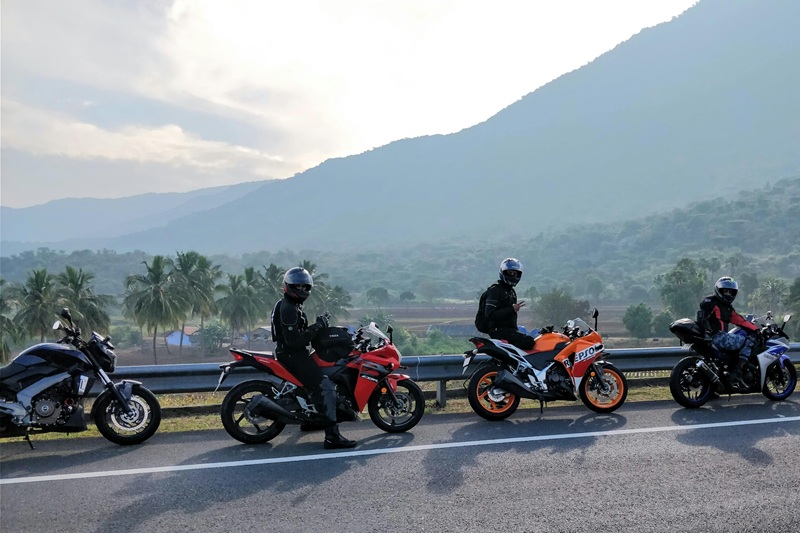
left=1, top=99, right=298, bottom=178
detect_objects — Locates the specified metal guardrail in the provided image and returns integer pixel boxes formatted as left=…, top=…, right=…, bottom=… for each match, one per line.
left=105, top=344, right=800, bottom=406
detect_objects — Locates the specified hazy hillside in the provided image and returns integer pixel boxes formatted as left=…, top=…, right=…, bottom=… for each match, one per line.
left=2, top=176, right=798, bottom=298
left=2, top=0, right=799, bottom=256
left=0, top=181, right=266, bottom=253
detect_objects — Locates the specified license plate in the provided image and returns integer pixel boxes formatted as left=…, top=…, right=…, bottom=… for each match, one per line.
left=462, top=355, right=473, bottom=374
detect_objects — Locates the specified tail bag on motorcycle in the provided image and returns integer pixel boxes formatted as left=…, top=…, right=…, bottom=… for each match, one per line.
left=311, top=327, right=355, bottom=363
left=669, top=318, right=705, bottom=344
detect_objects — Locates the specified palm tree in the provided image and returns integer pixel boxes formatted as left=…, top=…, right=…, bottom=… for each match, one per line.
left=195, top=255, right=222, bottom=357
left=123, top=256, right=188, bottom=364
left=11, top=269, right=60, bottom=342
left=298, top=260, right=331, bottom=318
left=749, top=277, right=789, bottom=314
left=323, top=285, right=352, bottom=324
left=56, top=266, right=114, bottom=334
left=243, top=267, right=270, bottom=348
left=173, top=252, right=221, bottom=360
left=217, top=274, right=260, bottom=347
left=260, top=263, right=284, bottom=306
left=1, top=278, right=21, bottom=363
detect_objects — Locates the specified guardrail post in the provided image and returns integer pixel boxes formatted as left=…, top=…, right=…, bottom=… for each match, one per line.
left=436, top=380, right=447, bottom=407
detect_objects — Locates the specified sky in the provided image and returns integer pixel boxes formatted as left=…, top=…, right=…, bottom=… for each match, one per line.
left=1, top=0, right=697, bottom=209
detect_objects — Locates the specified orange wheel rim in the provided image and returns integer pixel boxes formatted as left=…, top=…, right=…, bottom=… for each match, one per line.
left=476, top=371, right=516, bottom=413
left=585, top=369, right=624, bottom=408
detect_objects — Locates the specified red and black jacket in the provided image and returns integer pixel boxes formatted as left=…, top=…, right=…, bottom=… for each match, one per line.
left=699, top=294, right=757, bottom=335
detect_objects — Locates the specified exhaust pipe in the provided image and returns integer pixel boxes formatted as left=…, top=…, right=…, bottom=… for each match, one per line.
left=494, top=370, right=541, bottom=400
left=247, top=395, right=303, bottom=423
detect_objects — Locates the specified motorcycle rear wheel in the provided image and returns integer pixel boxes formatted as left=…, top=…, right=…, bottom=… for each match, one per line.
left=762, top=361, right=797, bottom=401
left=579, top=363, right=627, bottom=413
left=93, top=384, right=161, bottom=445
left=467, top=365, right=520, bottom=421
left=221, top=380, right=286, bottom=444
left=669, top=357, right=714, bottom=408
left=368, top=378, right=425, bottom=433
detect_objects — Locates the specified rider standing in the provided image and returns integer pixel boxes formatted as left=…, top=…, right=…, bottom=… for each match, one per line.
left=699, top=276, right=758, bottom=387
left=480, top=258, right=536, bottom=350
left=271, top=267, right=356, bottom=449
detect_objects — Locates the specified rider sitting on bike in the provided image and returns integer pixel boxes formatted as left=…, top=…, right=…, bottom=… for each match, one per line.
left=699, top=276, right=758, bottom=388
left=480, top=258, right=536, bottom=350
left=271, top=267, right=357, bottom=449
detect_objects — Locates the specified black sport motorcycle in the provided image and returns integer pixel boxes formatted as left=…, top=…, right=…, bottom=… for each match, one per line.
left=0, top=308, right=161, bottom=447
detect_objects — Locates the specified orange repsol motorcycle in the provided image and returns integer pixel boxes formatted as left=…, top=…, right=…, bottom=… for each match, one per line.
left=462, top=310, right=628, bottom=420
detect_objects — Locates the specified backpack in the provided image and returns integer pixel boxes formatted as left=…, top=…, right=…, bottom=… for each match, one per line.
left=474, top=285, right=496, bottom=334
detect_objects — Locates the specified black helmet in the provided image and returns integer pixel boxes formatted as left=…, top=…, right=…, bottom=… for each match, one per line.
left=499, top=257, right=523, bottom=286
left=714, top=276, right=738, bottom=304
left=284, top=267, right=313, bottom=302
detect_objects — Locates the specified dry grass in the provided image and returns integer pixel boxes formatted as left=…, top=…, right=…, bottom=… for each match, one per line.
left=0, top=379, right=672, bottom=444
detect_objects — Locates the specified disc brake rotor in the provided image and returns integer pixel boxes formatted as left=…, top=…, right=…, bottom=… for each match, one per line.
left=110, top=396, right=149, bottom=432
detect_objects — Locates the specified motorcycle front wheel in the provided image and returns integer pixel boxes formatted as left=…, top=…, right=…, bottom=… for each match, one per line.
left=579, top=363, right=628, bottom=413
left=762, top=361, right=797, bottom=401
left=93, top=384, right=161, bottom=445
left=221, top=380, right=286, bottom=444
left=467, top=365, right=520, bottom=421
left=669, top=357, right=714, bottom=408
left=368, top=378, right=425, bottom=433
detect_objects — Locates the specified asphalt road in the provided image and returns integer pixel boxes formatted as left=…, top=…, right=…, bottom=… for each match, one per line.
left=2, top=397, right=799, bottom=533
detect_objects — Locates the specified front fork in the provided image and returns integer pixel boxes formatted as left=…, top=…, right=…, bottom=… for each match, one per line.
left=378, top=375, right=406, bottom=410
left=107, top=380, right=140, bottom=416
left=588, top=361, right=609, bottom=393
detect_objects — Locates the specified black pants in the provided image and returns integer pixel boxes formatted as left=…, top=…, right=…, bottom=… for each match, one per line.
left=276, top=350, right=339, bottom=432
left=490, top=328, right=535, bottom=350
left=276, top=351, right=324, bottom=389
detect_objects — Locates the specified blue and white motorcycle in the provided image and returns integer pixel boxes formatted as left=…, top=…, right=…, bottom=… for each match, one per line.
left=668, top=312, right=795, bottom=408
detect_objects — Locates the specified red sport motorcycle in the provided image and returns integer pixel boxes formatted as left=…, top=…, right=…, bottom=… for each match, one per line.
left=462, top=310, right=628, bottom=420
left=217, top=322, right=425, bottom=444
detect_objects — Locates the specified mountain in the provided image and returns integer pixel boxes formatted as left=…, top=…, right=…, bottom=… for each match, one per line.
left=2, top=176, right=798, bottom=298
left=3, top=0, right=799, bottom=256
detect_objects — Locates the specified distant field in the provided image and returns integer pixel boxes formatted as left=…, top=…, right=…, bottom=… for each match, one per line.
left=114, top=302, right=678, bottom=366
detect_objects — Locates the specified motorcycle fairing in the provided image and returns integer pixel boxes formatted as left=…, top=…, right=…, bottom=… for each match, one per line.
left=755, top=342, right=791, bottom=387
left=230, top=349, right=303, bottom=387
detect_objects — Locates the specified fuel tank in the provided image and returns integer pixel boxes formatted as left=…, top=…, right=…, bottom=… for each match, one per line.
left=0, top=343, right=91, bottom=393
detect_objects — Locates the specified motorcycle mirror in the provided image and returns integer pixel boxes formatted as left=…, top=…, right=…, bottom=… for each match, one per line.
left=387, top=325, right=394, bottom=344
left=52, top=320, right=62, bottom=331
left=591, top=308, right=599, bottom=330
left=60, top=308, right=73, bottom=325
left=783, top=314, right=792, bottom=325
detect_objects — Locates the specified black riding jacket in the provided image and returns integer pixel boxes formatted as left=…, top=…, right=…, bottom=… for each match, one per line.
left=483, top=281, right=518, bottom=331
left=271, top=295, right=320, bottom=356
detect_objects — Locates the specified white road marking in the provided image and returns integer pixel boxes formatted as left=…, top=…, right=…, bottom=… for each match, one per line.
left=2, top=415, right=799, bottom=485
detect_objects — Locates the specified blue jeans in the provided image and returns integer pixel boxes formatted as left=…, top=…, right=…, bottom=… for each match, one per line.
left=712, top=330, right=754, bottom=361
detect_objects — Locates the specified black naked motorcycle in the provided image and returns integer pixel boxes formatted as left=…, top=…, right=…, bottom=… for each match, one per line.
left=0, top=308, right=161, bottom=447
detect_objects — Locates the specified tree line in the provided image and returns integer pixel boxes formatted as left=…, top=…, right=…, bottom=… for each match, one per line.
left=3, top=254, right=799, bottom=364
left=0, top=252, right=351, bottom=364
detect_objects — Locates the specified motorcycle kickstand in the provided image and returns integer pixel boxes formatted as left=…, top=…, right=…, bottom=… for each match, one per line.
left=23, top=432, right=35, bottom=450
